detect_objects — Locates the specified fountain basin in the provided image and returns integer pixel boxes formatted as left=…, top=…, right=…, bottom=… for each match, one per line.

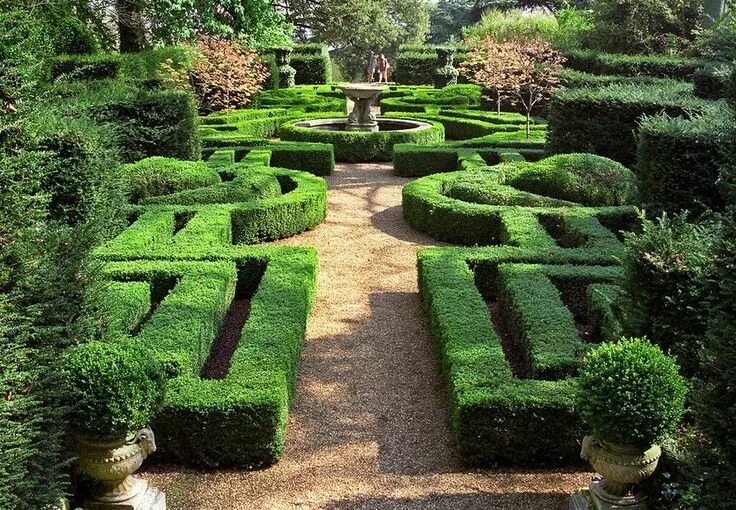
left=279, top=118, right=445, bottom=163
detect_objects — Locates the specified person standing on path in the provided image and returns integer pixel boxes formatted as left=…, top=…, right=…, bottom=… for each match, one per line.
left=379, top=54, right=390, bottom=83
left=367, top=51, right=377, bottom=82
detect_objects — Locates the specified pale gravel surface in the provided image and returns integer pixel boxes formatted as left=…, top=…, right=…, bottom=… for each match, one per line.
left=143, top=162, right=592, bottom=509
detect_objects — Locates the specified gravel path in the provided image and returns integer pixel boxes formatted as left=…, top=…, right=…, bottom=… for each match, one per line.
left=144, top=162, right=590, bottom=509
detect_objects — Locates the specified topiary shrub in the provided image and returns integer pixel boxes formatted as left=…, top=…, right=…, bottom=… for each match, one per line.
left=623, top=214, right=717, bottom=378
left=60, top=342, right=165, bottom=441
left=693, top=63, right=734, bottom=100
left=123, top=157, right=220, bottom=203
left=576, top=337, right=686, bottom=447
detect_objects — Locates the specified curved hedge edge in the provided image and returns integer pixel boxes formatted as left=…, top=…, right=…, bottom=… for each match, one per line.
left=279, top=118, right=445, bottom=162
left=94, top=166, right=327, bottom=260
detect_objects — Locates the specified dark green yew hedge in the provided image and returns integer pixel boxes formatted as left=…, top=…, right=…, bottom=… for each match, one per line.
left=419, top=248, right=625, bottom=465
left=563, top=50, right=707, bottom=80
left=637, top=111, right=729, bottom=214
left=547, top=81, right=712, bottom=166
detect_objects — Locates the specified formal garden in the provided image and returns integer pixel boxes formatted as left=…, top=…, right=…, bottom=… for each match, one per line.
left=2, top=1, right=735, bottom=509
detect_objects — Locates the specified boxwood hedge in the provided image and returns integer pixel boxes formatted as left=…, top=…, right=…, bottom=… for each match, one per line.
left=419, top=248, right=625, bottom=465
left=563, top=50, right=707, bottom=80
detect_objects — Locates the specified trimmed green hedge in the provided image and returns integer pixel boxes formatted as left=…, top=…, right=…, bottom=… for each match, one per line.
left=261, top=44, right=332, bottom=87
left=394, top=46, right=468, bottom=85
left=392, top=144, right=544, bottom=177
left=96, top=250, right=316, bottom=467
left=203, top=145, right=335, bottom=177
left=637, top=111, right=729, bottom=214
left=547, top=82, right=712, bottom=166
left=51, top=54, right=121, bottom=81
left=559, top=69, right=672, bottom=89
left=419, top=248, right=625, bottom=465
left=564, top=50, right=707, bottom=80
left=279, top=118, right=445, bottom=162
left=403, top=154, right=638, bottom=246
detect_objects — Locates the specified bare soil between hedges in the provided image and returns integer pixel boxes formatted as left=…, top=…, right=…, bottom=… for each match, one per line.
left=143, top=162, right=591, bottom=509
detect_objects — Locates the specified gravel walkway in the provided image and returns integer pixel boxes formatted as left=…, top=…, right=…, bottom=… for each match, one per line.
left=143, top=162, right=590, bottom=509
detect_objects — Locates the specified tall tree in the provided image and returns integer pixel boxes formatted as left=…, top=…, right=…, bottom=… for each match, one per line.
left=428, top=0, right=474, bottom=44
left=276, top=0, right=431, bottom=79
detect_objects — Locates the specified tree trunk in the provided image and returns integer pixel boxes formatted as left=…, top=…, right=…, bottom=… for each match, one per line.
left=526, top=111, right=531, bottom=139
left=117, top=0, right=146, bottom=53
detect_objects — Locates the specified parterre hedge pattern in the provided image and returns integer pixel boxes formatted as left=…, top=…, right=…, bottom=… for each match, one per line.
left=409, top=150, right=638, bottom=464
left=92, top=149, right=325, bottom=467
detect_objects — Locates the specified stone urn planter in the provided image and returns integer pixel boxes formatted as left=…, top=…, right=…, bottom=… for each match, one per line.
left=580, top=435, right=662, bottom=507
left=76, top=427, right=164, bottom=509
left=60, top=342, right=167, bottom=510
left=433, top=47, right=458, bottom=89
left=571, top=339, right=687, bottom=510
left=275, top=47, right=296, bottom=89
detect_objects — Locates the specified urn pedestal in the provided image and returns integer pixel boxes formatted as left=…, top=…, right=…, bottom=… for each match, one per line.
left=76, top=427, right=166, bottom=510
left=571, top=436, right=661, bottom=510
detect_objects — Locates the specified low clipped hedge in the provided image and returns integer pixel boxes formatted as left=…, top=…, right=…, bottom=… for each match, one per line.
left=279, top=118, right=445, bottom=162
left=97, top=158, right=327, bottom=257
left=547, top=81, right=711, bottom=166
left=403, top=154, right=638, bottom=246
left=419, top=248, right=625, bottom=465
left=97, top=250, right=316, bottom=467
left=559, top=70, right=671, bottom=89
left=203, top=145, right=335, bottom=177
left=637, top=111, right=729, bottom=214
left=392, top=144, right=544, bottom=177
left=91, top=148, right=322, bottom=467
left=564, top=50, right=706, bottom=80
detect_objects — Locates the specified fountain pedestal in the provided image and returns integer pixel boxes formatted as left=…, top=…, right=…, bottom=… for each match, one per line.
left=339, top=83, right=387, bottom=132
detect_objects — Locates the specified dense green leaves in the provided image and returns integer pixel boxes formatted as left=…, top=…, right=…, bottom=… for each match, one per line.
left=577, top=338, right=686, bottom=447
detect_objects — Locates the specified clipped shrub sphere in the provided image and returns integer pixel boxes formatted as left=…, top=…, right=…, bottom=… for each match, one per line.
left=61, top=342, right=165, bottom=441
left=576, top=337, right=686, bottom=447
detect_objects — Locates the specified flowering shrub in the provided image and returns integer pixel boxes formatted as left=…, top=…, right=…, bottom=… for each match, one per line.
left=162, top=36, right=268, bottom=113
left=460, top=38, right=565, bottom=136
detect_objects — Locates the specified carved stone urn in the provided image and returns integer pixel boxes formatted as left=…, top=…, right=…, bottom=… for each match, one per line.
left=580, top=435, right=661, bottom=508
left=76, top=427, right=165, bottom=509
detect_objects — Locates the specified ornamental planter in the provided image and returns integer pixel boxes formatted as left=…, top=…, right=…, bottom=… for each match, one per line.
left=76, top=427, right=165, bottom=509
left=275, top=48, right=296, bottom=89
left=434, top=48, right=458, bottom=89
left=578, top=435, right=661, bottom=509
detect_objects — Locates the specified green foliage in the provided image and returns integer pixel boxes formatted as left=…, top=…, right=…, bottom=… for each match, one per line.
left=61, top=342, right=165, bottom=441
left=89, top=85, right=200, bottom=162
left=287, top=0, right=432, bottom=80
left=563, top=50, right=706, bottom=79
left=123, top=157, right=221, bottom=203
left=279, top=118, right=445, bottom=162
left=418, top=246, right=627, bottom=465
left=693, top=209, right=736, bottom=508
left=585, top=0, right=703, bottom=54
left=547, top=81, right=711, bottom=166
left=577, top=338, right=687, bottom=447
left=637, top=111, right=729, bottom=214
left=143, top=0, right=293, bottom=47
left=623, top=214, right=717, bottom=378
left=692, top=11, right=736, bottom=62
left=462, top=8, right=590, bottom=51
left=403, top=153, right=638, bottom=245
left=51, top=55, right=121, bottom=82
left=428, top=0, right=474, bottom=44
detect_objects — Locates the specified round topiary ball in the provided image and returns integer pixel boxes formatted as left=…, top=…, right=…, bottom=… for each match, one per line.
left=61, top=342, right=165, bottom=442
left=576, top=338, right=686, bottom=448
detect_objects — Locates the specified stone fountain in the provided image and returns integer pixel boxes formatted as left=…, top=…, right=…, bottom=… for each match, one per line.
left=339, top=83, right=387, bottom=132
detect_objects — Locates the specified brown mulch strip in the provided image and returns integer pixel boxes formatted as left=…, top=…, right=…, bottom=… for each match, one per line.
left=202, top=298, right=251, bottom=380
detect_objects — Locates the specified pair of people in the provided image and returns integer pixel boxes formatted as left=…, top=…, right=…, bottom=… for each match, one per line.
left=368, top=51, right=390, bottom=83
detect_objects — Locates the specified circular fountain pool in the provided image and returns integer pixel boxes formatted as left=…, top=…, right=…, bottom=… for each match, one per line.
left=279, top=83, right=445, bottom=163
